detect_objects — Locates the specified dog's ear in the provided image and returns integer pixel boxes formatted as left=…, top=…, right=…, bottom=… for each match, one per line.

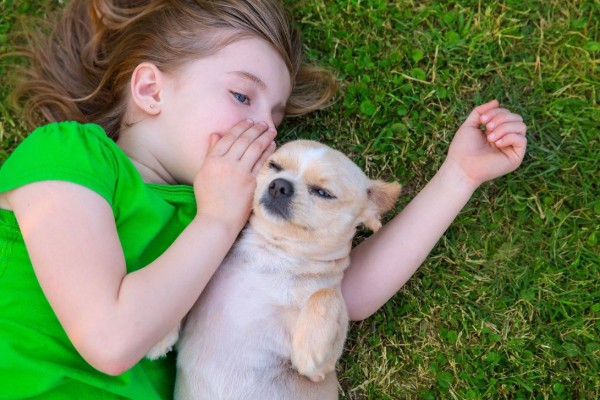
left=361, top=180, right=402, bottom=232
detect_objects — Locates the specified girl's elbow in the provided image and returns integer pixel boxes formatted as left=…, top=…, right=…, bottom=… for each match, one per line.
left=92, top=357, right=133, bottom=377
left=343, top=290, right=377, bottom=321
left=73, top=332, right=139, bottom=376
left=348, top=308, right=375, bottom=322
left=86, top=346, right=137, bottom=376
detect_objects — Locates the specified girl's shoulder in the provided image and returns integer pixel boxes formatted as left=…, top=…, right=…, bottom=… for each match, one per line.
left=24, top=121, right=121, bottom=158
left=0, top=121, right=139, bottom=206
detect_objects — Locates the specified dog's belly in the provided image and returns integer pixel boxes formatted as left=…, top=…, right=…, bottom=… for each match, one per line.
left=174, top=243, right=339, bottom=400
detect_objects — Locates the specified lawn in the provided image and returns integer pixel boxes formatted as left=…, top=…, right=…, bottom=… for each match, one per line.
left=1, top=0, right=599, bottom=399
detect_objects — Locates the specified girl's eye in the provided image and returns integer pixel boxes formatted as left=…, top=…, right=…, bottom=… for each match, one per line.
left=231, top=91, right=250, bottom=105
left=309, top=186, right=336, bottom=200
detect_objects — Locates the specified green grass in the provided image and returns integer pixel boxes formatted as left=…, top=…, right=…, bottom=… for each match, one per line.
left=2, top=0, right=599, bottom=399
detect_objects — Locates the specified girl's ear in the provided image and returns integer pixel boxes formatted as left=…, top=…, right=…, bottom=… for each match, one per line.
left=362, top=180, right=402, bottom=232
left=130, top=62, right=164, bottom=116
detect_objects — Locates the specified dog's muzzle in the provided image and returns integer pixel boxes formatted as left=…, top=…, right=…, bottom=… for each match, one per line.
left=260, top=178, right=294, bottom=220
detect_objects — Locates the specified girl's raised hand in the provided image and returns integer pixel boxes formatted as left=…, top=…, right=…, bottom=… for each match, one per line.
left=193, top=120, right=276, bottom=233
left=446, top=100, right=527, bottom=188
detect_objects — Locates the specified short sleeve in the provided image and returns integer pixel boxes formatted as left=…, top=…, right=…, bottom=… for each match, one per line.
left=0, top=122, right=120, bottom=206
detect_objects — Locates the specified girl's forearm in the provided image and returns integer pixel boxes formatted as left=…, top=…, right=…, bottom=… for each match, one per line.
left=86, top=215, right=239, bottom=374
left=343, top=159, right=479, bottom=321
left=122, top=219, right=234, bottom=339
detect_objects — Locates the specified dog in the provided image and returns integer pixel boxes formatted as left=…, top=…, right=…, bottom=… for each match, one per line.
left=148, top=140, right=401, bottom=399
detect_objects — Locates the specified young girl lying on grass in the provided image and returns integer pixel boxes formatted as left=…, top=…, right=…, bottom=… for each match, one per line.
left=0, top=0, right=526, bottom=398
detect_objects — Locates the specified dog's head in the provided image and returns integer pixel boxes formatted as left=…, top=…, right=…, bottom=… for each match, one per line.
left=250, top=140, right=401, bottom=260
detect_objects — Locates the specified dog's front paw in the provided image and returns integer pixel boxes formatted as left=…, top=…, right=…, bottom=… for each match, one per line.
left=146, top=322, right=181, bottom=360
left=291, top=288, right=348, bottom=382
left=291, top=346, right=335, bottom=383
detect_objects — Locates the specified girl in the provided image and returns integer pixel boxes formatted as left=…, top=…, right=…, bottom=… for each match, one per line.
left=0, top=0, right=526, bottom=399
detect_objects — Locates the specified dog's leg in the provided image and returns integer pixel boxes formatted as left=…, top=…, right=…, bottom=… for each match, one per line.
left=291, top=288, right=348, bottom=382
left=145, top=321, right=181, bottom=360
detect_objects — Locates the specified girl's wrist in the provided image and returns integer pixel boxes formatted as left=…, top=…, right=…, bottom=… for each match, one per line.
left=189, top=212, right=244, bottom=243
left=436, top=158, right=481, bottom=196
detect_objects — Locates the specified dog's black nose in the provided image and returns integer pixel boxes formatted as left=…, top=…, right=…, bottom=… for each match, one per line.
left=268, top=178, right=294, bottom=199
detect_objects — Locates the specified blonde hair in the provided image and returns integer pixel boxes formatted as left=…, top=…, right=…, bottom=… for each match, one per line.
left=7, top=0, right=337, bottom=140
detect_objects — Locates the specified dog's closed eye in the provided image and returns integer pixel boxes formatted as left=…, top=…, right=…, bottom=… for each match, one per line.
left=269, top=161, right=283, bottom=172
left=309, top=185, right=336, bottom=200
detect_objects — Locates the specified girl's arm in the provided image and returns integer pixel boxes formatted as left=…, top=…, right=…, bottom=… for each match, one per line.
left=343, top=100, right=527, bottom=321
left=7, top=123, right=276, bottom=376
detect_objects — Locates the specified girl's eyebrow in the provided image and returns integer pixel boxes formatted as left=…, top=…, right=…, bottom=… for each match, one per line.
left=228, top=71, right=267, bottom=89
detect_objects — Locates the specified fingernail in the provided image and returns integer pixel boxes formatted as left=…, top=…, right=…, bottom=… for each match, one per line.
left=487, top=122, right=495, bottom=130
left=245, top=118, right=254, bottom=124
left=487, top=133, right=496, bottom=141
left=481, top=114, right=489, bottom=122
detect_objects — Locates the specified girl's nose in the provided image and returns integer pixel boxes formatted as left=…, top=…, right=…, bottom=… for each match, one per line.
left=252, top=111, right=275, bottom=131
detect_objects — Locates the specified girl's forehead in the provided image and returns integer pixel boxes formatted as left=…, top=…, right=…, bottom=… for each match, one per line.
left=216, top=38, right=292, bottom=90
left=218, top=38, right=288, bottom=68
left=169, top=37, right=291, bottom=87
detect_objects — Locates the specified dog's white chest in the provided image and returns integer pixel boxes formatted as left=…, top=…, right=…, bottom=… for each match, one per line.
left=174, top=232, right=345, bottom=399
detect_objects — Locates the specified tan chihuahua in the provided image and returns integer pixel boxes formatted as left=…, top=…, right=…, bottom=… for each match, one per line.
left=148, top=140, right=401, bottom=399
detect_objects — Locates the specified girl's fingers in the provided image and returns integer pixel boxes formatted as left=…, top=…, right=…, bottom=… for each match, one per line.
left=237, top=128, right=277, bottom=171
left=464, top=100, right=499, bottom=128
left=210, top=121, right=276, bottom=173
left=474, top=99, right=500, bottom=115
left=207, top=133, right=221, bottom=150
left=495, top=133, right=527, bottom=168
left=251, top=141, right=277, bottom=176
left=486, top=121, right=527, bottom=143
left=210, top=119, right=255, bottom=156
left=481, top=109, right=524, bottom=133
left=497, top=132, right=527, bottom=149
left=226, top=122, right=270, bottom=161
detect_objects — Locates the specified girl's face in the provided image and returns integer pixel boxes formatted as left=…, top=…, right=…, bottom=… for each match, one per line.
left=147, top=37, right=292, bottom=185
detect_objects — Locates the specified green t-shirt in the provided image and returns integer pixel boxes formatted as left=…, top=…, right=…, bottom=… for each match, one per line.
left=0, top=121, right=197, bottom=399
